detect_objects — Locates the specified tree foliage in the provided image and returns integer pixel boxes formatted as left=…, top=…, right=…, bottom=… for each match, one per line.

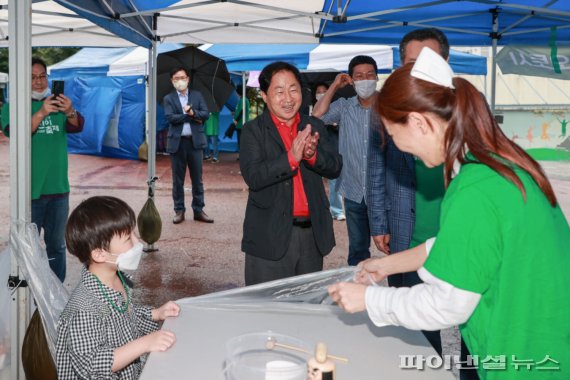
left=0, top=47, right=80, bottom=73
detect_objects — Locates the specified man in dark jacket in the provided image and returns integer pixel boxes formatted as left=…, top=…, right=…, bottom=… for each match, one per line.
left=240, top=61, right=342, bottom=285
left=163, top=67, right=214, bottom=224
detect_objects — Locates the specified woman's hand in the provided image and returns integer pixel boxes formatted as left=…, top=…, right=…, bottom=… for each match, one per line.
left=353, top=257, right=391, bottom=285
left=152, top=301, right=180, bottom=321
left=328, top=282, right=368, bottom=313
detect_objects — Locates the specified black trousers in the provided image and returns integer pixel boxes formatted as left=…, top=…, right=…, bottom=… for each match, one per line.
left=170, top=137, right=205, bottom=214
left=244, top=225, right=323, bottom=285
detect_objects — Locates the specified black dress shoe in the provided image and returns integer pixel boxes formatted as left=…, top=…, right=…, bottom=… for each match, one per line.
left=173, top=211, right=185, bottom=224
left=194, top=211, right=214, bottom=223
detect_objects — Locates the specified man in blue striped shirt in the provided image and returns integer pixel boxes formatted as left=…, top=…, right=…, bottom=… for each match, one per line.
left=313, top=56, right=379, bottom=266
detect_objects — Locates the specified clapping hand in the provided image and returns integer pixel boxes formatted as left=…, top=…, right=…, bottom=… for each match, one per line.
left=291, top=125, right=312, bottom=162
left=303, top=129, right=320, bottom=160
left=184, top=104, right=194, bottom=116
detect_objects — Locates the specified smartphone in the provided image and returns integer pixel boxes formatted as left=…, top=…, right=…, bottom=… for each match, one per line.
left=51, top=80, right=65, bottom=97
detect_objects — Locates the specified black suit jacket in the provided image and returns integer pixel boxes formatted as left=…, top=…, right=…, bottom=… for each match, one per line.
left=163, top=89, right=209, bottom=153
left=240, top=110, right=343, bottom=260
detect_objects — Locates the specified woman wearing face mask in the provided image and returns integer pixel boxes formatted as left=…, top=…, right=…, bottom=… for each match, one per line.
left=57, top=196, right=181, bottom=380
left=329, top=48, right=570, bottom=379
left=313, top=82, right=345, bottom=221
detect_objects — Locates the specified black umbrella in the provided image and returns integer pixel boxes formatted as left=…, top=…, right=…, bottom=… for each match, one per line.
left=157, top=46, right=234, bottom=112
left=299, top=71, right=357, bottom=114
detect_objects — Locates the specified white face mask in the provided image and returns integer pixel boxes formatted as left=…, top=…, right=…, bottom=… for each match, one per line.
left=32, top=88, right=50, bottom=101
left=315, top=93, right=325, bottom=101
left=173, top=79, right=189, bottom=92
left=108, top=242, right=143, bottom=271
left=353, top=79, right=377, bottom=99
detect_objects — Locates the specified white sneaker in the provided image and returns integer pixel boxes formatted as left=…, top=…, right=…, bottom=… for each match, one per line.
left=334, top=214, right=346, bottom=221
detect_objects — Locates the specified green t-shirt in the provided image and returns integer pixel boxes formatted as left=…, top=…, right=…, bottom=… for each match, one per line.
left=204, top=111, right=219, bottom=136
left=424, top=161, right=570, bottom=379
left=409, top=160, right=445, bottom=248
left=1, top=102, right=70, bottom=200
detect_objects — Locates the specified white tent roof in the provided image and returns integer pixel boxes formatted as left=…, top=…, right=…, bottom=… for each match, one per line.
left=306, top=44, right=392, bottom=71
left=106, top=47, right=151, bottom=76
left=152, top=0, right=323, bottom=44
left=0, top=0, right=134, bottom=47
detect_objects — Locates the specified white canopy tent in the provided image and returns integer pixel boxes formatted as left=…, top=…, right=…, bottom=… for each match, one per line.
left=0, top=0, right=137, bottom=47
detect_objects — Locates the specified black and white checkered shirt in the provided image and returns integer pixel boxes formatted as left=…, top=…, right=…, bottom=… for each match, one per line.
left=56, top=267, right=159, bottom=379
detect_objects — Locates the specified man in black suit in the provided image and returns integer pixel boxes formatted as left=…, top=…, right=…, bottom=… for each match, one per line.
left=164, top=67, right=214, bottom=224
left=240, top=61, right=343, bottom=285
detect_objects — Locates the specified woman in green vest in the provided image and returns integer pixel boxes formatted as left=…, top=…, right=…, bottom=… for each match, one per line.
left=328, top=47, right=570, bottom=379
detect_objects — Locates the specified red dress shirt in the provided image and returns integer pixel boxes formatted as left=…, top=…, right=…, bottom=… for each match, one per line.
left=270, top=112, right=317, bottom=217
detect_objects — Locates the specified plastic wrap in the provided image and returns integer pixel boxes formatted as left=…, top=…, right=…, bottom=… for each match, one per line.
left=178, top=267, right=359, bottom=310
left=9, top=221, right=69, bottom=359
left=0, top=249, right=10, bottom=374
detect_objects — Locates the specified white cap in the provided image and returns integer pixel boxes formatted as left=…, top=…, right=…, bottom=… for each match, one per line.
left=411, top=46, right=455, bottom=89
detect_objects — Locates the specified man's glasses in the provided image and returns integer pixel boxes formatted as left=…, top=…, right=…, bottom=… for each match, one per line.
left=172, top=76, right=188, bottom=81
left=32, top=74, right=48, bottom=82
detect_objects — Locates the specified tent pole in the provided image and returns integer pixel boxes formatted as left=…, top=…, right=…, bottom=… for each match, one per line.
left=9, top=0, right=32, bottom=378
left=145, top=37, right=158, bottom=251
left=490, top=9, right=499, bottom=114
left=242, top=72, right=246, bottom=126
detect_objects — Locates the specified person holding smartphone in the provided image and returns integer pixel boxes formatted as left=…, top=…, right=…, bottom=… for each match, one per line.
left=1, top=57, right=85, bottom=283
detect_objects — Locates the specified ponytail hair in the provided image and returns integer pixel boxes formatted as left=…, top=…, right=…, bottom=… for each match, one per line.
left=377, top=64, right=557, bottom=206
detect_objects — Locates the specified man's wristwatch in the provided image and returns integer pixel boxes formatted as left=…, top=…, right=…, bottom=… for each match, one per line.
left=66, top=108, right=77, bottom=119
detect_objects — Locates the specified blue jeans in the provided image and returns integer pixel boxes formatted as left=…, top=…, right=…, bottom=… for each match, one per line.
left=205, top=135, right=219, bottom=159
left=31, top=193, right=69, bottom=282
left=328, top=178, right=344, bottom=217
left=344, top=198, right=371, bottom=266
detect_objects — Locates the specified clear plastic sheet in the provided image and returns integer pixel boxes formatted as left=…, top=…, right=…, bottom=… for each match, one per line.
left=0, top=249, right=11, bottom=373
left=178, top=266, right=359, bottom=309
left=9, top=222, right=69, bottom=360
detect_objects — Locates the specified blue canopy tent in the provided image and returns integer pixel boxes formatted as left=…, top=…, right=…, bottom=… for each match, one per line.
left=53, top=1, right=570, bottom=47
left=54, top=0, right=569, bottom=105
left=49, top=44, right=183, bottom=160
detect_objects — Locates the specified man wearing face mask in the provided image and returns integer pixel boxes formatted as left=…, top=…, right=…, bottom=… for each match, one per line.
left=1, top=57, right=85, bottom=283
left=313, top=55, right=379, bottom=266
left=163, top=67, right=213, bottom=225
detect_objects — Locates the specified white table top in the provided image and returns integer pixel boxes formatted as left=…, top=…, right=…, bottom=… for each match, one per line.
left=140, top=301, right=455, bottom=379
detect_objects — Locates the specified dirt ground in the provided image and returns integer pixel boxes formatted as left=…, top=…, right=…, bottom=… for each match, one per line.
left=1, top=133, right=569, bottom=377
